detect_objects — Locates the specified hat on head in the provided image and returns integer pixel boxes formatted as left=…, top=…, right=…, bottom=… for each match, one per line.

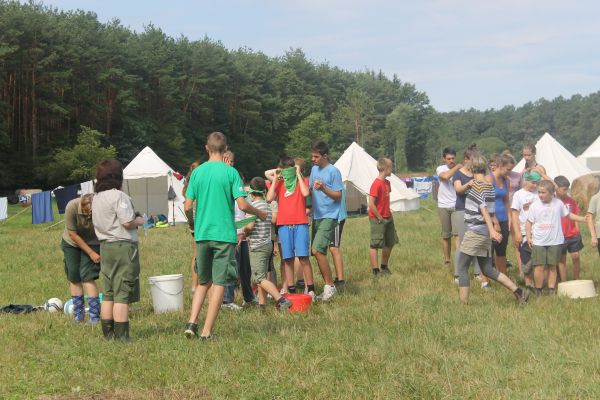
left=524, top=171, right=541, bottom=182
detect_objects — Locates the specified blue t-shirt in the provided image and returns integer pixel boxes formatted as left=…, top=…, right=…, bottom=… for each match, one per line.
left=491, top=174, right=509, bottom=222
left=309, top=164, right=343, bottom=220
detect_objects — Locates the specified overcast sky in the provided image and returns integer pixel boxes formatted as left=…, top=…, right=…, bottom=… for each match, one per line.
left=43, top=0, right=600, bottom=112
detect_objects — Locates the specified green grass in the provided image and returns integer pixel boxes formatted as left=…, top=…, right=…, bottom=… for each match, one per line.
left=2, top=199, right=600, bottom=399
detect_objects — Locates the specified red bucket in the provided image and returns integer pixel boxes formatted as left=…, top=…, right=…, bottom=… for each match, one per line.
left=282, top=293, right=312, bottom=313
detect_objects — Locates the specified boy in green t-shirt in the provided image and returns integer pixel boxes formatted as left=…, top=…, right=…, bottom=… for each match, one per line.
left=184, top=132, right=267, bottom=340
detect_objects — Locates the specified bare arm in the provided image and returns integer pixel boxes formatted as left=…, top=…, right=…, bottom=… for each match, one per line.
left=511, top=209, right=521, bottom=247
left=184, top=198, right=193, bottom=212
left=454, top=178, right=472, bottom=194
left=368, top=196, right=383, bottom=221
left=122, top=216, right=144, bottom=230
left=587, top=213, right=598, bottom=247
left=568, top=213, right=586, bottom=223
left=68, top=231, right=100, bottom=263
left=264, top=168, right=277, bottom=181
left=525, top=220, right=533, bottom=248
left=266, top=170, right=280, bottom=203
left=296, top=165, right=310, bottom=197
left=481, top=206, right=502, bottom=242
left=236, top=197, right=267, bottom=221
left=438, top=163, right=462, bottom=181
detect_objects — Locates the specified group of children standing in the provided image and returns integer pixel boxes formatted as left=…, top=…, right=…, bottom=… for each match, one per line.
left=437, top=143, right=598, bottom=303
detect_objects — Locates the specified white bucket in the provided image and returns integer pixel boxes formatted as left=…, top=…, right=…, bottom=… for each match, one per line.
left=557, top=280, right=597, bottom=299
left=148, top=274, right=184, bottom=313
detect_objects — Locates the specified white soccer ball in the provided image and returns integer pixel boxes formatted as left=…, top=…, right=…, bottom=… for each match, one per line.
left=45, top=298, right=63, bottom=313
left=63, top=299, right=74, bottom=318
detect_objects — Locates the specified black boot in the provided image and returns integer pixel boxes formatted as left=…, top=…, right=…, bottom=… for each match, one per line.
left=101, top=319, right=114, bottom=340
left=114, top=321, right=130, bottom=341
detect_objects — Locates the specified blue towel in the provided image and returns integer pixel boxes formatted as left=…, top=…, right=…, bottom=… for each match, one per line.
left=32, top=191, right=54, bottom=224
left=54, top=185, right=79, bottom=214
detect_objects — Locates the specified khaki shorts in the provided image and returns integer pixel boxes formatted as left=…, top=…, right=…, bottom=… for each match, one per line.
left=196, top=241, right=238, bottom=286
left=311, top=218, right=337, bottom=255
left=62, top=239, right=100, bottom=283
left=369, top=217, right=399, bottom=249
left=250, top=242, right=273, bottom=284
left=460, top=231, right=491, bottom=257
left=100, top=241, right=140, bottom=304
left=531, top=245, right=562, bottom=267
left=438, top=207, right=457, bottom=239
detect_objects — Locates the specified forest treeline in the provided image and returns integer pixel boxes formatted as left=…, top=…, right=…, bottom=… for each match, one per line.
left=1, top=1, right=599, bottom=190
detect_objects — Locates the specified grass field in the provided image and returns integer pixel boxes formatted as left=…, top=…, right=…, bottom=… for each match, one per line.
left=2, top=199, right=600, bottom=399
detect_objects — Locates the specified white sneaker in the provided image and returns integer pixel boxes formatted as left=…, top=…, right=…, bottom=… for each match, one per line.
left=453, top=276, right=459, bottom=285
left=279, top=288, right=288, bottom=295
left=306, top=290, right=316, bottom=302
left=221, top=303, right=242, bottom=311
left=318, top=284, right=337, bottom=302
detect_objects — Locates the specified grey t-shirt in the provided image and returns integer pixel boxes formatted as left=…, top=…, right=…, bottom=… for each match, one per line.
left=92, top=189, right=138, bottom=242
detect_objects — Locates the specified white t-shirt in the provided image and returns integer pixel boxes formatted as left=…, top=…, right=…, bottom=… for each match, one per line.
left=436, top=165, right=456, bottom=208
left=510, top=188, right=538, bottom=238
left=527, top=198, right=569, bottom=246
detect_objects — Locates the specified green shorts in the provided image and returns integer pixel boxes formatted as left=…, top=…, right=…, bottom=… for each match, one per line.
left=311, top=218, right=338, bottom=255
left=250, top=242, right=273, bottom=284
left=61, top=239, right=100, bottom=283
left=196, top=241, right=237, bottom=286
left=531, top=245, right=562, bottom=267
left=370, top=217, right=399, bottom=249
left=100, top=241, right=140, bottom=304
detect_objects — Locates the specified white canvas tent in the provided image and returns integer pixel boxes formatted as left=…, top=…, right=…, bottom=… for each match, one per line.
left=123, top=146, right=186, bottom=224
left=513, top=132, right=591, bottom=183
left=577, top=136, right=600, bottom=171
left=334, top=142, right=420, bottom=212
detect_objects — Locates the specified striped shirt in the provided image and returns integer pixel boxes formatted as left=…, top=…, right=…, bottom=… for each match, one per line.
left=248, top=199, right=272, bottom=250
left=464, top=180, right=495, bottom=235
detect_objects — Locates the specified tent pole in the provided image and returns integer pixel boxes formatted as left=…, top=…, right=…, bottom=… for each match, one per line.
left=146, top=178, right=149, bottom=216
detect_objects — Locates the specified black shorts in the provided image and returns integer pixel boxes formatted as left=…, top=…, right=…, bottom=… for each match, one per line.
left=562, top=235, right=584, bottom=255
left=519, top=241, right=533, bottom=274
left=492, top=220, right=510, bottom=257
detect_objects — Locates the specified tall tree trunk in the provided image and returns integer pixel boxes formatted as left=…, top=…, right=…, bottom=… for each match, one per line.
left=31, top=66, right=37, bottom=159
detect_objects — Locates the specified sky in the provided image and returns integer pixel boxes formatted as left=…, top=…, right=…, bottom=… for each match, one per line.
left=42, top=0, right=600, bottom=112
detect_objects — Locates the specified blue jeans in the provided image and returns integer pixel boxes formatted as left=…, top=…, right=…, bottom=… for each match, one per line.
left=223, top=241, right=255, bottom=303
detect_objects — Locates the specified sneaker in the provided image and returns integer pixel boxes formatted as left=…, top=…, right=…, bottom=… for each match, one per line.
left=380, top=267, right=391, bottom=275
left=481, top=282, right=491, bottom=291
left=277, top=297, right=293, bottom=312
left=306, top=290, right=316, bottom=302
left=333, top=278, right=346, bottom=291
left=279, top=288, right=288, bottom=295
left=514, top=288, right=527, bottom=305
left=548, top=288, right=556, bottom=296
left=184, top=322, right=198, bottom=339
left=199, top=335, right=212, bottom=341
left=318, top=284, right=337, bottom=302
left=453, top=276, right=459, bottom=285
left=221, top=302, right=242, bottom=311
left=372, top=268, right=380, bottom=277
left=242, top=299, right=259, bottom=307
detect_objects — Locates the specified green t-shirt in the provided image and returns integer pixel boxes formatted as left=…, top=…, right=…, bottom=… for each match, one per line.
left=186, top=161, right=247, bottom=243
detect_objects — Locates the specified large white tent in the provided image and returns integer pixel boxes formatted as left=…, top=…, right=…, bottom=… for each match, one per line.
left=123, top=146, right=186, bottom=224
left=577, top=136, right=600, bottom=171
left=513, top=132, right=591, bottom=183
left=334, top=142, right=420, bottom=212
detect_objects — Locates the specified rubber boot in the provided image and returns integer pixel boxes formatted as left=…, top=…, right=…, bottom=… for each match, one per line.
left=101, top=319, right=114, bottom=340
left=87, top=297, right=100, bottom=324
left=72, top=295, right=85, bottom=323
left=114, top=321, right=130, bottom=341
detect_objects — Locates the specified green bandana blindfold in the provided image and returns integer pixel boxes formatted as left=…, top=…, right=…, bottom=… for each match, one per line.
left=281, top=167, right=298, bottom=193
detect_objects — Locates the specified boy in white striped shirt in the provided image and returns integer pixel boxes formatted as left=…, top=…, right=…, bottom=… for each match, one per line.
left=244, top=177, right=292, bottom=310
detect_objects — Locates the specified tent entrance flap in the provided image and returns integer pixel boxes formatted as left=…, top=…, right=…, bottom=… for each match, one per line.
left=345, top=182, right=368, bottom=213
left=125, top=176, right=169, bottom=217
